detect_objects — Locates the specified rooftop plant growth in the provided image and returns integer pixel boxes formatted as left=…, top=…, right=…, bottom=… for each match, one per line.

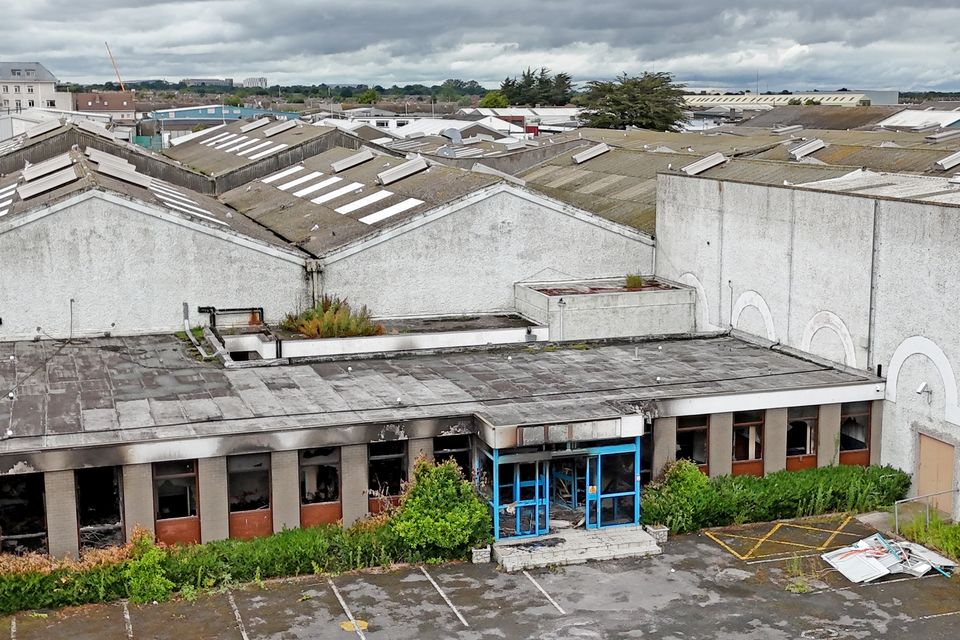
left=625, top=274, right=645, bottom=289
left=280, top=295, right=384, bottom=339
left=0, top=460, right=490, bottom=615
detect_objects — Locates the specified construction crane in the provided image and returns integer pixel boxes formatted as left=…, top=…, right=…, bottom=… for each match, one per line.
left=104, top=42, right=126, bottom=91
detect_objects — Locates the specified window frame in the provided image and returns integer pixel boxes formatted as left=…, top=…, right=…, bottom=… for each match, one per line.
left=299, top=447, right=341, bottom=505
left=152, top=460, right=199, bottom=521
left=676, top=414, right=710, bottom=467
left=732, top=410, right=765, bottom=462
left=368, top=440, right=407, bottom=497
left=227, top=453, right=272, bottom=513
left=786, top=405, right=819, bottom=457
left=840, top=402, right=871, bottom=453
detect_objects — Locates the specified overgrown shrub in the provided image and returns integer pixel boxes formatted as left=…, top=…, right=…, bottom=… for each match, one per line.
left=642, top=460, right=910, bottom=534
left=901, top=512, right=960, bottom=561
left=391, top=459, right=492, bottom=561
left=124, top=536, right=174, bottom=604
left=280, top=295, right=384, bottom=339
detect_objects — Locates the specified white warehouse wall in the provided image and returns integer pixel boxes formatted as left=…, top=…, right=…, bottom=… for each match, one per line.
left=0, top=192, right=309, bottom=340
left=320, top=189, right=655, bottom=317
left=655, top=173, right=960, bottom=503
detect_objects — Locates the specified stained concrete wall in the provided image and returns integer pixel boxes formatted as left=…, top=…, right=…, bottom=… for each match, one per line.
left=340, top=445, right=369, bottom=526
left=122, top=464, right=155, bottom=540
left=0, top=193, right=308, bottom=340
left=198, top=457, right=229, bottom=543
left=323, top=190, right=654, bottom=317
left=655, top=173, right=960, bottom=501
left=45, top=470, right=79, bottom=559
left=271, top=451, right=300, bottom=532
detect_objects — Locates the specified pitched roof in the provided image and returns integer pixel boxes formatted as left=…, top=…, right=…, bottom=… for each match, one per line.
left=72, top=91, right=136, bottom=113
left=0, top=62, right=58, bottom=83
left=219, top=146, right=500, bottom=257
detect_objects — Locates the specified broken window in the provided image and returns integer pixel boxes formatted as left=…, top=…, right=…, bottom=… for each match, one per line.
left=300, top=448, right=340, bottom=504
left=733, top=410, right=764, bottom=461
left=228, top=454, right=271, bottom=512
left=76, top=467, right=124, bottom=549
left=0, top=473, right=47, bottom=554
left=840, top=402, right=870, bottom=452
left=154, top=460, right=198, bottom=520
left=639, top=429, right=652, bottom=484
left=433, top=435, right=471, bottom=477
left=676, top=415, right=709, bottom=466
left=787, top=406, right=819, bottom=457
left=368, top=441, right=407, bottom=497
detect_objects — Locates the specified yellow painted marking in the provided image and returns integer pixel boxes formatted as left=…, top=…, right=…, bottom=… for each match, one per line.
left=715, top=531, right=825, bottom=553
left=340, top=620, right=369, bottom=632
left=818, top=515, right=853, bottom=550
left=780, top=522, right=861, bottom=536
left=742, top=523, right=781, bottom=559
left=703, top=530, right=748, bottom=560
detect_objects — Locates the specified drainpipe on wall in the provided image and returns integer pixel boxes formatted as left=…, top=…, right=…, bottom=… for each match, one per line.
left=305, top=259, right=323, bottom=307
left=557, top=297, right=566, bottom=341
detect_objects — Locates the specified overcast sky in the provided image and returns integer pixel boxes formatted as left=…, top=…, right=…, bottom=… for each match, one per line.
left=4, top=1, right=959, bottom=90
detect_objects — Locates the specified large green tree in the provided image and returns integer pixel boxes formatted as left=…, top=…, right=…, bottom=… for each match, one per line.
left=500, top=67, right=574, bottom=106
left=478, top=90, right=508, bottom=108
left=579, top=72, right=686, bottom=131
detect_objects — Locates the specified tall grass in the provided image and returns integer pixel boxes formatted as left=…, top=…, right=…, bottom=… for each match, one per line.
left=901, top=512, right=960, bottom=561
left=280, top=295, right=384, bottom=339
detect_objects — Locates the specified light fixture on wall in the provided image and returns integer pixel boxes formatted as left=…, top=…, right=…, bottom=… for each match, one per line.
left=916, top=382, right=932, bottom=396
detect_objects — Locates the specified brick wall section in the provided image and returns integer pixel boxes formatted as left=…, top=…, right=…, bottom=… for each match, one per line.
left=709, top=412, right=734, bottom=477
left=122, top=464, right=155, bottom=540
left=652, top=417, right=677, bottom=478
left=44, top=471, right=79, bottom=559
left=198, top=457, right=229, bottom=542
left=340, top=444, right=369, bottom=526
left=271, top=450, right=300, bottom=532
left=407, top=437, right=434, bottom=480
left=764, top=408, right=788, bottom=474
left=818, top=404, right=842, bottom=467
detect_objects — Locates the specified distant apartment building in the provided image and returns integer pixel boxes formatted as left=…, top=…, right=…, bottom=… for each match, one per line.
left=181, top=78, right=234, bottom=88
left=73, top=91, right=137, bottom=120
left=0, top=62, right=71, bottom=111
left=242, top=77, right=268, bottom=89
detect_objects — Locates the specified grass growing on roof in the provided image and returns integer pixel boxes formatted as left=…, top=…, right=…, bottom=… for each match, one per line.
left=281, top=295, right=385, bottom=339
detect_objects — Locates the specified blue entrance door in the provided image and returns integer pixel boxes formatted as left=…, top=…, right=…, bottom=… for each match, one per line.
left=584, top=441, right=642, bottom=529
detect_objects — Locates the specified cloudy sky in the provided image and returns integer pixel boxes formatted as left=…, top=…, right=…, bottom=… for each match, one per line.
left=4, top=1, right=960, bottom=90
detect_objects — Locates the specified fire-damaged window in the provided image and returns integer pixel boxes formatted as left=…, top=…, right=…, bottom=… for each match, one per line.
left=229, top=454, right=271, bottom=512
left=0, top=473, right=47, bottom=554
left=676, top=415, right=709, bottom=465
left=154, top=460, right=198, bottom=520
left=433, top=435, right=471, bottom=476
left=76, top=467, right=124, bottom=549
left=787, top=406, right=819, bottom=456
left=733, top=410, right=764, bottom=461
left=840, top=402, right=871, bottom=452
left=368, top=441, right=407, bottom=497
left=300, top=448, right=340, bottom=504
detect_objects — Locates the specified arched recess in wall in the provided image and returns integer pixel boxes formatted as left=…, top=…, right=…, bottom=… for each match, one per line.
left=678, top=272, right=716, bottom=331
left=730, top=290, right=778, bottom=342
left=800, top=310, right=858, bottom=368
left=886, top=335, right=960, bottom=426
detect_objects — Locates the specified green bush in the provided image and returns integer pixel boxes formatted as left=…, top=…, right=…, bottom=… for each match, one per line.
left=280, top=295, right=384, bottom=339
left=391, top=459, right=492, bottom=561
left=642, top=460, right=910, bottom=534
left=124, top=537, right=174, bottom=604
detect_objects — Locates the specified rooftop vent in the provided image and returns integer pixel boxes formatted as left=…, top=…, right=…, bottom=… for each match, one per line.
left=22, top=153, right=73, bottom=182
left=331, top=148, right=375, bottom=173
left=262, top=119, right=297, bottom=137
left=680, top=152, right=727, bottom=175
left=25, top=119, right=63, bottom=139
left=909, top=122, right=941, bottom=133
left=376, top=156, right=428, bottom=186
left=572, top=143, right=611, bottom=164
left=926, top=129, right=960, bottom=143
left=403, top=131, right=426, bottom=139
left=935, top=150, right=960, bottom=172
left=240, top=118, right=271, bottom=133
left=84, top=148, right=134, bottom=171
left=771, top=124, right=803, bottom=135
left=789, top=138, right=825, bottom=160
left=97, top=160, right=153, bottom=189
left=16, top=166, right=79, bottom=200
left=949, top=174, right=960, bottom=185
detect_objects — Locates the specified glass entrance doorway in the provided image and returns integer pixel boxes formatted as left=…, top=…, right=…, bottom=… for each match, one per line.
left=483, top=437, right=642, bottom=541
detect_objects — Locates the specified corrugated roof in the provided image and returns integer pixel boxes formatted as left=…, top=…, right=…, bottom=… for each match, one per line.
left=219, top=147, right=500, bottom=257
left=740, top=105, right=905, bottom=130
left=797, top=170, right=960, bottom=205
left=751, top=143, right=951, bottom=174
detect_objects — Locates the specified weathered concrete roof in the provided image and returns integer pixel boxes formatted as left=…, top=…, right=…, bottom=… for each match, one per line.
left=219, top=146, right=500, bottom=257
left=0, top=148, right=305, bottom=255
left=520, top=146, right=857, bottom=234
left=163, top=119, right=336, bottom=177
left=740, top=106, right=906, bottom=131
left=0, top=334, right=879, bottom=457
left=795, top=170, right=960, bottom=205
left=751, top=143, right=957, bottom=174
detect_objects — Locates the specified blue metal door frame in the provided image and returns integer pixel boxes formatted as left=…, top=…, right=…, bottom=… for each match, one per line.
left=484, top=437, right=641, bottom=541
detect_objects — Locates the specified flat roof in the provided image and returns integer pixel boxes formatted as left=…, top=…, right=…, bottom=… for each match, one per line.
left=0, top=334, right=879, bottom=457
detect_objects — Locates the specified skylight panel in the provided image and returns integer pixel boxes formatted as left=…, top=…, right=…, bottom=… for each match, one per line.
left=277, top=171, right=324, bottom=191
left=261, top=165, right=304, bottom=183
left=247, top=143, right=288, bottom=160
left=22, top=153, right=73, bottom=182
left=331, top=148, right=375, bottom=173
left=262, top=120, right=297, bottom=137
left=240, top=118, right=271, bottom=133
left=376, top=156, right=428, bottom=185
left=25, top=119, right=62, bottom=138
left=309, top=182, right=363, bottom=204
left=334, top=190, right=393, bottom=214
left=358, top=198, right=423, bottom=225
left=16, top=166, right=79, bottom=199
left=292, top=176, right=342, bottom=198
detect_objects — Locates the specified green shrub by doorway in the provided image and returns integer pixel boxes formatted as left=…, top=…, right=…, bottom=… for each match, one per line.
left=641, top=460, right=911, bottom=534
left=0, top=459, right=489, bottom=615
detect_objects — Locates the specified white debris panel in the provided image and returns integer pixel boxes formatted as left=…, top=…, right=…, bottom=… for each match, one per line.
left=823, top=533, right=956, bottom=584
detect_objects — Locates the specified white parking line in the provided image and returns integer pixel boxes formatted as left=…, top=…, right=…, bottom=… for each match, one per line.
left=9, top=617, right=15, bottom=640
left=122, top=601, right=133, bottom=639
left=227, top=592, right=250, bottom=640
left=809, top=573, right=938, bottom=595
left=419, top=566, right=469, bottom=627
left=523, top=570, right=567, bottom=615
left=328, top=578, right=367, bottom=640
left=916, top=610, right=960, bottom=621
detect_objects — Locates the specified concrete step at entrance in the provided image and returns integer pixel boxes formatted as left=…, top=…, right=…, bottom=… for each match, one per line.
left=493, top=525, right=662, bottom=571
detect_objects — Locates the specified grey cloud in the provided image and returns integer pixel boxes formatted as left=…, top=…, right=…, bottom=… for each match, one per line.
left=3, top=1, right=959, bottom=89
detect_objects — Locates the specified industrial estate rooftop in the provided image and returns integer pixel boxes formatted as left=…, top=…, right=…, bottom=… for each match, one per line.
left=0, top=334, right=879, bottom=455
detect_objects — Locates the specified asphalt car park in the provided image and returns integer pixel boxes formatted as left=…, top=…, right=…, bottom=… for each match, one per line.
left=5, top=521, right=960, bottom=639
